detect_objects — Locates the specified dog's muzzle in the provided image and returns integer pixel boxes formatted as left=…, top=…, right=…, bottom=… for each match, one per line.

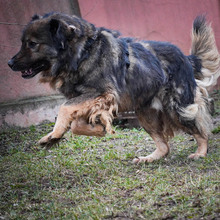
left=8, top=59, right=14, bottom=69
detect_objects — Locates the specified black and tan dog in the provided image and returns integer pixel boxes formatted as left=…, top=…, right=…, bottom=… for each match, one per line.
left=8, top=13, right=220, bottom=163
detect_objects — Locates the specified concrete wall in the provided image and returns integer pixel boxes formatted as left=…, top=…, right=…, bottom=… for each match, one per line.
left=0, top=0, right=80, bottom=127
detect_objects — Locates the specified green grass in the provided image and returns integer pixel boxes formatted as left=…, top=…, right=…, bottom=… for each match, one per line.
left=0, top=124, right=219, bottom=220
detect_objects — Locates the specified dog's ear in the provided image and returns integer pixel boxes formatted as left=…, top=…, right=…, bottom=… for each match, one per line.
left=49, top=19, right=81, bottom=50
left=49, top=19, right=60, bottom=36
left=49, top=19, right=67, bottom=50
left=68, top=25, right=81, bottom=39
left=31, top=14, right=41, bottom=21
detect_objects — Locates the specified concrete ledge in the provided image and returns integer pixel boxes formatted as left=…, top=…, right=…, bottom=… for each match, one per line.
left=0, top=95, right=65, bottom=128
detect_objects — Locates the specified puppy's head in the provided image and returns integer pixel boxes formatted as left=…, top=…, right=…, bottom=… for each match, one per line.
left=8, top=13, right=95, bottom=79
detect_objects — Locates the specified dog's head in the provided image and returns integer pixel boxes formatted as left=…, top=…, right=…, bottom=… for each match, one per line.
left=8, top=13, right=97, bottom=79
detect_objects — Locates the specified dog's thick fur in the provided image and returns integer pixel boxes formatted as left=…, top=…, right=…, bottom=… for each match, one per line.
left=8, top=13, right=220, bottom=163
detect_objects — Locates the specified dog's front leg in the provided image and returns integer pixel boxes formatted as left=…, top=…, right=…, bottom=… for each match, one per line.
left=71, top=118, right=106, bottom=137
left=38, top=92, right=117, bottom=147
left=38, top=104, right=73, bottom=147
left=38, top=93, right=101, bottom=147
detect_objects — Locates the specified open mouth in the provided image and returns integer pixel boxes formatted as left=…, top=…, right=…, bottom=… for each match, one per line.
left=21, top=61, right=50, bottom=79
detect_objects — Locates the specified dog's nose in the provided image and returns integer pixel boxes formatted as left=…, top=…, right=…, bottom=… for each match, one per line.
left=8, top=59, right=14, bottom=68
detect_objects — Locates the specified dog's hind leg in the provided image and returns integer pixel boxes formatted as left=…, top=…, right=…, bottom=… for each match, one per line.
left=133, top=110, right=170, bottom=163
left=179, top=87, right=212, bottom=159
left=188, top=134, right=208, bottom=159
left=133, top=133, right=170, bottom=163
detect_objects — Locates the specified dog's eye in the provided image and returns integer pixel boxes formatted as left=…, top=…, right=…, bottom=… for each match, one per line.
left=28, top=41, right=38, bottom=49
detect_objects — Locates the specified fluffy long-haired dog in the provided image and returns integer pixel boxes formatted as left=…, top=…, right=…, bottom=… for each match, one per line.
left=8, top=12, right=220, bottom=163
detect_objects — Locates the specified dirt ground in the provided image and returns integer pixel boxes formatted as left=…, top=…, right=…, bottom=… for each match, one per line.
left=0, top=91, right=219, bottom=220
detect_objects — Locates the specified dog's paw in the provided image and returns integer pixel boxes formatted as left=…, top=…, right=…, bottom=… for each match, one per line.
left=38, top=133, right=61, bottom=147
left=132, top=156, right=154, bottom=164
left=105, top=125, right=115, bottom=135
left=188, top=153, right=206, bottom=159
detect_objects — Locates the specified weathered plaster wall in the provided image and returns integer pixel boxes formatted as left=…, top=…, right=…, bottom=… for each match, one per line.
left=78, top=0, right=220, bottom=88
left=1, top=0, right=219, bottom=127
left=0, top=0, right=80, bottom=103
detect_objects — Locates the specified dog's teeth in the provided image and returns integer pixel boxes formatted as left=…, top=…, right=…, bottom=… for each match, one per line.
left=22, top=69, right=32, bottom=76
left=27, top=69, right=32, bottom=75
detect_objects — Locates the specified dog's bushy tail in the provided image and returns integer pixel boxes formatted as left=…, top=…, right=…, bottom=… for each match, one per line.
left=190, top=15, right=220, bottom=90
left=180, top=16, right=220, bottom=138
